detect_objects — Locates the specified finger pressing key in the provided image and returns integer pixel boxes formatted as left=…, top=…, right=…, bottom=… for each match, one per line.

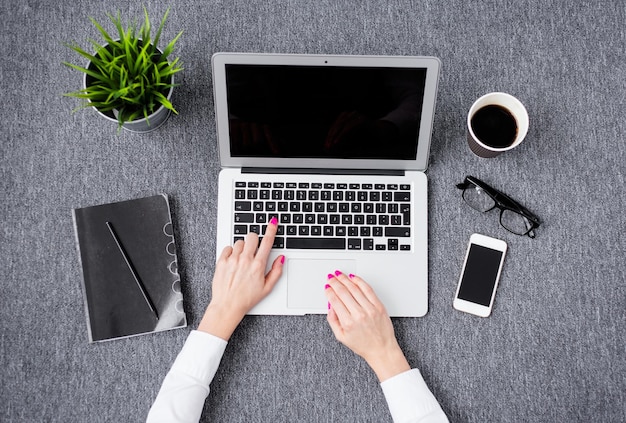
left=256, top=215, right=278, bottom=259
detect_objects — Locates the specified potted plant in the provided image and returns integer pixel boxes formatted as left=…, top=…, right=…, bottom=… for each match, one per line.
left=63, top=8, right=183, bottom=132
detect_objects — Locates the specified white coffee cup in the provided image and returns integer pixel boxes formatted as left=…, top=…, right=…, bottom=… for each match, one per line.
left=467, top=92, right=529, bottom=158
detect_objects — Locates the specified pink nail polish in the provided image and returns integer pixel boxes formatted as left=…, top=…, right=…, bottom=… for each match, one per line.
left=327, top=273, right=334, bottom=279
left=334, top=270, right=342, bottom=276
left=348, top=273, right=355, bottom=278
left=327, top=301, right=331, bottom=310
left=324, top=284, right=331, bottom=289
left=270, top=216, right=278, bottom=225
left=280, top=255, right=285, bottom=264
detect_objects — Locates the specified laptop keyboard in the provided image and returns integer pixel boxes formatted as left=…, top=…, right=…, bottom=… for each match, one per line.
left=232, top=181, right=412, bottom=251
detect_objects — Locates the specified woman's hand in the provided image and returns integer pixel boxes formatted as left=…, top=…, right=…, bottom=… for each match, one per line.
left=325, top=271, right=410, bottom=382
left=198, top=217, right=284, bottom=340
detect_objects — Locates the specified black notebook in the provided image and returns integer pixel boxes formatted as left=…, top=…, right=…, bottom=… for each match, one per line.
left=72, top=194, right=187, bottom=342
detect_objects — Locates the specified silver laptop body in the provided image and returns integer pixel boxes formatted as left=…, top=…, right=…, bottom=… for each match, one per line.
left=212, top=53, right=441, bottom=316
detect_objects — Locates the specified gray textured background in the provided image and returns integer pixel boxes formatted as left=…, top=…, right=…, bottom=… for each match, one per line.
left=1, top=1, right=624, bottom=422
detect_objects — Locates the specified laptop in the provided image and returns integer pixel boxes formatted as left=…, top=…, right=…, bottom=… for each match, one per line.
left=211, top=53, right=441, bottom=316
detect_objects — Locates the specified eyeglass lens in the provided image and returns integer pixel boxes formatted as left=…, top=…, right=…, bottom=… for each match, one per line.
left=462, top=185, right=495, bottom=212
left=463, top=183, right=534, bottom=236
left=500, top=209, right=533, bottom=235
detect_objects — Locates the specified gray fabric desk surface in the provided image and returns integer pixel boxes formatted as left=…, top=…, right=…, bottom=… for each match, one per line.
left=1, top=1, right=624, bottom=422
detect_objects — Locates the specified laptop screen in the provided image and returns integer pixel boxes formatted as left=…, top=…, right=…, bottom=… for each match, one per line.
left=224, top=64, right=427, bottom=161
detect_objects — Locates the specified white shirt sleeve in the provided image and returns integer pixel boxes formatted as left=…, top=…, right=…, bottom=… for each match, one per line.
left=146, top=330, right=228, bottom=423
left=380, top=369, right=449, bottom=423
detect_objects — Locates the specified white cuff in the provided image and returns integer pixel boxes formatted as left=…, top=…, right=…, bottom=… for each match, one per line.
left=380, top=369, right=448, bottom=423
left=171, top=330, right=228, bottom=385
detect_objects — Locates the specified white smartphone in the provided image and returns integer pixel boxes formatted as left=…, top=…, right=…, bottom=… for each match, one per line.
left=453, top=233, right=507, bottom=317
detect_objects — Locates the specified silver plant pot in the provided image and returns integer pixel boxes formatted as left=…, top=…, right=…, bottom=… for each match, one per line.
left=83, top=43, right=175, bottom=133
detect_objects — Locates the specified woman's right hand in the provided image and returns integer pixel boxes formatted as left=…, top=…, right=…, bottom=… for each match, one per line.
left=324, top=271, right=411, bottom=382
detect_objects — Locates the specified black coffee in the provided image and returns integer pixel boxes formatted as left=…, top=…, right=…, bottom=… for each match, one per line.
left=470, top=104, right=518, bottom=148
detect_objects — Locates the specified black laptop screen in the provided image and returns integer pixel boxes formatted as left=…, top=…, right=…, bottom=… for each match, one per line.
left=224, top=64, right=427, bottom=160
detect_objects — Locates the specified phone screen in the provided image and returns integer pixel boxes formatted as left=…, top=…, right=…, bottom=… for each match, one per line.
left=458, top=244, right=504, bottom=306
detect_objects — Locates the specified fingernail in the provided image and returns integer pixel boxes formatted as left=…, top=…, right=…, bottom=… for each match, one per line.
left=280, top=255, right=285, bottom=264
left=324, top=284, right=331, bottom=289
left=270, top=216, right=278, bottom=225
left=334, top=270, right=342, bottom=276
left=327, top=301, right=331, bottom=310
left=327, top=273, right=334, bottom=279
left=348, top=273, right=355, bottom=278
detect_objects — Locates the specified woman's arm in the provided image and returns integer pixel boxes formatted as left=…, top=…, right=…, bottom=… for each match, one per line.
left=147, top=218, right=284, bottom=422
left=145, top=331, right=227, bottom=423
left=325, top=272, right=448, bottom=423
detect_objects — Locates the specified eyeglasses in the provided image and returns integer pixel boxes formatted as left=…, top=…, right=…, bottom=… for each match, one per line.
left=456, top=175, right=541, bottom=238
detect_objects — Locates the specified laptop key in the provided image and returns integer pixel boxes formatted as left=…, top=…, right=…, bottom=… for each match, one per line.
left=235, top=201, right=251, bottom=211
left=394, top=192, right=411, bottom=202
left=402, top=204, right=411, bottom=225
left=385, top=227, right=411, bottom=237
left=348, top=238, right=362, bottom=250
left=235, top=213, right=254, bottom=223
left=286, top=237, right=346, bottom=249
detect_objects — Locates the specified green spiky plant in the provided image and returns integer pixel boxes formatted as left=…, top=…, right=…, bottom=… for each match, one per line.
left=63, top=8, right=183, bottom=130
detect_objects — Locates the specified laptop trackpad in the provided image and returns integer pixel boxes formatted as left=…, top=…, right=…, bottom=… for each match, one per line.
left=287, top=259, right=357, bottom=310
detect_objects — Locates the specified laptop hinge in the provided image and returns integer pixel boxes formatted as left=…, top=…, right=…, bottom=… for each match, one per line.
left=241, top=167, right=405, bottom=176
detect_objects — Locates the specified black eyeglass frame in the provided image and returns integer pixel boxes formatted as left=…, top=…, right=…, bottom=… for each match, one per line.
left=456, top=175, right=541, bottom=238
